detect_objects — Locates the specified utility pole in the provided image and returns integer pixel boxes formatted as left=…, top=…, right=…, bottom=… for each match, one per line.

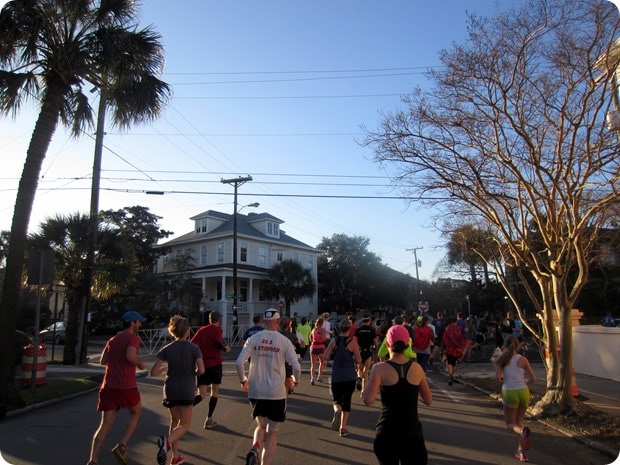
left=221, top=176, right=253, bottom=313
left=80, top=92, right=107, bottom=364
left=406, top=247, right=423, bottom=310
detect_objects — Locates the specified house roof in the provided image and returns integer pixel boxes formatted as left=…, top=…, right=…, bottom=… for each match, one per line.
left=161, top=210, right=317, bottom=251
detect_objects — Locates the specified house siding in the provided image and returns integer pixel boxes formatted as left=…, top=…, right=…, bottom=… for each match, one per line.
left=155, top=210, right=319, bottom=332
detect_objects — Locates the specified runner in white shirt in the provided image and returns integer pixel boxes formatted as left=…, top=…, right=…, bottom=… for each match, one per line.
left=236, top=309, right=301, bottom=465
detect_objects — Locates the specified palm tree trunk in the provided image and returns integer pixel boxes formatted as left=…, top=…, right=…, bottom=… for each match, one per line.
left=0, top=87, right=65, bottom=415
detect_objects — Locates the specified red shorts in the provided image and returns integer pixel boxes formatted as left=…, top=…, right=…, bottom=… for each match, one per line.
left=97, top=387, right=141, bottom=412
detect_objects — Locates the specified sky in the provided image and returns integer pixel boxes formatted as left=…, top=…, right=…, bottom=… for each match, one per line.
left=1, top=0, right=619, bottom=282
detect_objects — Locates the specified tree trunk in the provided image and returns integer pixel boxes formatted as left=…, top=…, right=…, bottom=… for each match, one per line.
left=0, top=87, right=65, bottom=415
left=532, top=307, right=576, bottom=416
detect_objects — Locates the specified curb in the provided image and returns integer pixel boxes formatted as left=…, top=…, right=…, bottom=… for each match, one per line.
left=454, top=375, right=619, bottom=460
left=6, top=371, right=148, bottom=419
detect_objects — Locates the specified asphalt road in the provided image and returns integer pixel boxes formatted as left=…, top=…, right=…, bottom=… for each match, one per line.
left=0, top=362, right=615, bottom=465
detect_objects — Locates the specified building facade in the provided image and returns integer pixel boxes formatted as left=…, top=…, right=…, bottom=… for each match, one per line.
left=155, top=210, right=319, bottom=333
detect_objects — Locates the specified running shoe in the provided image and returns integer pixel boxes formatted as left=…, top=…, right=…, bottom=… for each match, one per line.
left=204, top=418, right=217, bottom=429
left=171, top=454, right=185, bottom=465
left=339, top=429, right=350, bottom=437
left=310, top=378, right=315, bottom=385
left=156, top=436, right=169, bottom=465
left=519, top=426, right=531, bottom=450
left=111, top=443, right=127, bottom=465
left=331, top=411, right=340, bottom=431
left=448, top=375, right=454, bottom=386
left=245, top=446, right=259, bottom=465
left=515, top=449, right=528, bottom=462
left=355, top=377, right=362, bottom=391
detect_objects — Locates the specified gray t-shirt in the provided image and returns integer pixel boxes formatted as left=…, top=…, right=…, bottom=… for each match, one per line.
left=156, top=340, right=202, bottom=402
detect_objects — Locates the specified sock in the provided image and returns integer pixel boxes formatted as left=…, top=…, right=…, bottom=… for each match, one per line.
left=193, top=394, right=203, bottom=406
left=208, top=396, right=218, bottom=417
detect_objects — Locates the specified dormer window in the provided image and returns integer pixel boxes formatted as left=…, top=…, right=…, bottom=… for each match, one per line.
left=267, top=221, right=280, bottom=237
left=195, top=218, right=208, bottom=234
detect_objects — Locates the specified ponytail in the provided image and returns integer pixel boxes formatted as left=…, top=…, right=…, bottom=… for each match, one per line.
left=390, top=340, right=408, bottom=354
left=495, top=335, right=519, bottom=369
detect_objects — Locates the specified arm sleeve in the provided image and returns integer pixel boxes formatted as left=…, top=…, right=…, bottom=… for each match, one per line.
left=235, top=342, right=252, bottom=381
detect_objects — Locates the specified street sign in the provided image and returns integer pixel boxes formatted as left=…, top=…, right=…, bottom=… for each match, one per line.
left=49, top=292, right=64, bottom=314
left=226, top=293, right=234, bottom=298
left=418, top=301, right=429, bottom=312
left=231, top=305, right=243, bottom=311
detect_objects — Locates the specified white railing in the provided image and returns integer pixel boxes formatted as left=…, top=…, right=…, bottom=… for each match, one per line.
left=139, top=324, right=251, bottom=355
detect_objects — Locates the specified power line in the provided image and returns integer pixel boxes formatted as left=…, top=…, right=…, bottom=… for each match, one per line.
left=165, top=66, right=436, bottom=76
left=16, top=186, right=448, bottom=201
left=102, top=170, right=392, bottom=179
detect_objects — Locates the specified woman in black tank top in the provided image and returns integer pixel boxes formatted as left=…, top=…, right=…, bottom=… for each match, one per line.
left=363, top=325, right=432, bottom=465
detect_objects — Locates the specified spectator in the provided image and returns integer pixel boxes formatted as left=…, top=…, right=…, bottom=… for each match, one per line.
left=601, top=311, right=615, bottom=327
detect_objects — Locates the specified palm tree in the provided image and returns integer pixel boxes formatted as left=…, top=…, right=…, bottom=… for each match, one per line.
left=262, top=260, right=316, bottom=317
left=0, top=0, right=170, bottom=414
left=27, top=213, right=131, bottom=365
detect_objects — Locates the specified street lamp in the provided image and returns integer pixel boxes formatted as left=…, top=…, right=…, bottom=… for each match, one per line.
left=240, top=202, right=260, bottom=212
left=221, top=177, right=253, bottom=312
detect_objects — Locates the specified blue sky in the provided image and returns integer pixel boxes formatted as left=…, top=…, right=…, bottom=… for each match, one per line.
left=2, top=1, right=618, bottom=281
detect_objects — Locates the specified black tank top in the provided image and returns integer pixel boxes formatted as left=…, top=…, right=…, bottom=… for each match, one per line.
left=376, top=360, right=423, bottom=436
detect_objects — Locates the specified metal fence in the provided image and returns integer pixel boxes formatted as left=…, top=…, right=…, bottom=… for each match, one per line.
left=139, top=324, right=251, bottom=355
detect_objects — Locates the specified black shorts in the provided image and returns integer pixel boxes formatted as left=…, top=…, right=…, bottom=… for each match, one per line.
left=197, top=364, right=223, bottom=386
left=360, top=348, right=373, bottom=363
left=163, top=398, right=193, bottom=408
left=249, top=398, right=287, bottom=423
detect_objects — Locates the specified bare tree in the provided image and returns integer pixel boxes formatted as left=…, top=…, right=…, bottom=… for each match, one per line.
left=363, top=0, right=620, bottom=415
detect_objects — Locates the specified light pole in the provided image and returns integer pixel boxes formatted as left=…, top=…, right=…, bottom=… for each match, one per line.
left=221, top=176, right=253, bottom=312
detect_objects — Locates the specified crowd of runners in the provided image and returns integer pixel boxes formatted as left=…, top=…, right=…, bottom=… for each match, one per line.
left=85, top=307, right=535, bottom=465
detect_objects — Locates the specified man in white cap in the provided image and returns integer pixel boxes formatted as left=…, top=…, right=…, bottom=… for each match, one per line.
left=87, top=310, right=147, bottom=465
left=236, top=309, right=301, bottom=465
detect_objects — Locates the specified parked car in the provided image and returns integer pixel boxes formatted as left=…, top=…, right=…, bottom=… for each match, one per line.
left=39, top=321, right=66, bottom=345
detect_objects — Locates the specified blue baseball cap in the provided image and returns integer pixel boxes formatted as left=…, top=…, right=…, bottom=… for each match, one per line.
left=121, top=310, right=146, bottom=322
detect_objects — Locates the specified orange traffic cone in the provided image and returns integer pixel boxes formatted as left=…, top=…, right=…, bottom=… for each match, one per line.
left=571, top=367, right=579, bottom=397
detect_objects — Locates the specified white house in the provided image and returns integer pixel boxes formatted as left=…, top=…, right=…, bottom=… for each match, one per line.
left=155, top=210, right=319, bottom=333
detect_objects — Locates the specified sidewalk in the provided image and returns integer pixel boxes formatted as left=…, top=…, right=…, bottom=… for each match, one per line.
left=450, top=356, right=620, bottom=419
